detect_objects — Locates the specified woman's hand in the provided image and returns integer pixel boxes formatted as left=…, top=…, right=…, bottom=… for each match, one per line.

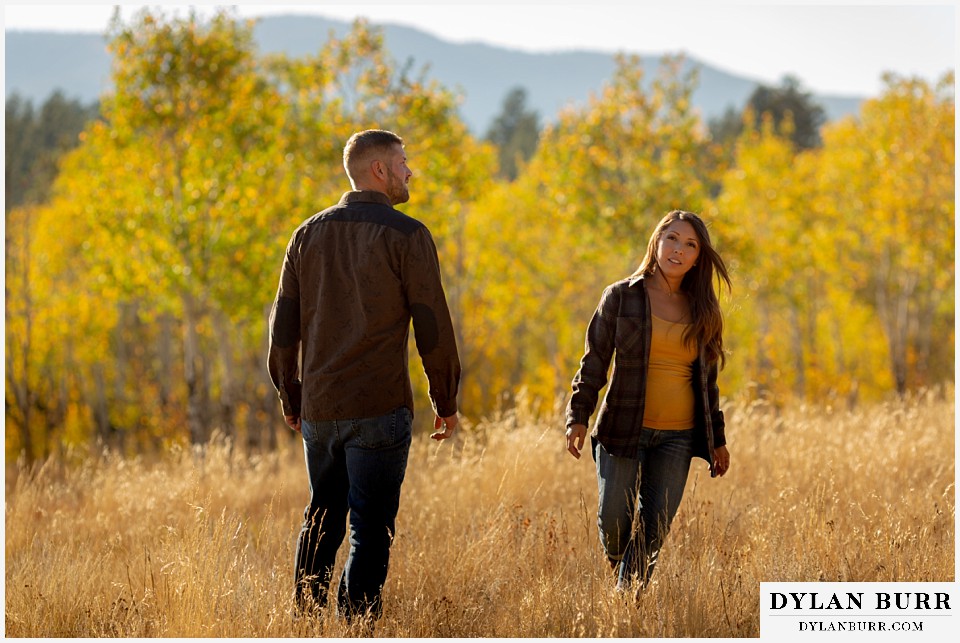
left=713, top=445, right=730, bottom=476
left=566, top=423, right=588, bottom=459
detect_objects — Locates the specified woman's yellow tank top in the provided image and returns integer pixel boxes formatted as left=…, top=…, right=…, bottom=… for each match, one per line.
left=642, top=314, right=697, bottom=430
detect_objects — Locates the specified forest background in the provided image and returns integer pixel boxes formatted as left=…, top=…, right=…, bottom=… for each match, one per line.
left=4, top=8, right=955, bottom=461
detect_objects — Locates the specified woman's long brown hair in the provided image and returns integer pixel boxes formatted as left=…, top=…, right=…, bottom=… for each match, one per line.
left=632, top=210, right=732, bottom=367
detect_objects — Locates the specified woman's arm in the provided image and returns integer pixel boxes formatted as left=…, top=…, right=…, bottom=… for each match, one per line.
left=565, top=284, right=619, bottom=457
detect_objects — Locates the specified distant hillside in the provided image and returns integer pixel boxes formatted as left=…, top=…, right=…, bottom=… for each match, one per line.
left=5, top=14, right=864, bottom=133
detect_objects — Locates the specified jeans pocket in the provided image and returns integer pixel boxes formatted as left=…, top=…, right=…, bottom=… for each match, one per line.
left=300, top=419, right=318, bottom=444
left=352, top=407, right=411, bottom=450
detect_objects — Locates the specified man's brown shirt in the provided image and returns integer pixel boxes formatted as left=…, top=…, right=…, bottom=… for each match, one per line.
left=268, top=190, right=460, bottom=422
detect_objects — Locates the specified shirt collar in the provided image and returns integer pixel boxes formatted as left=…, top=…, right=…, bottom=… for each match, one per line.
left=627, top=273, right=647, bottom=288
left=339, top=190, right=392, bottom=206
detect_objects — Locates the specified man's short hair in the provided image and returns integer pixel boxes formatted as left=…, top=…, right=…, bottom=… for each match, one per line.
left=343, top=129, right=404, bottom=180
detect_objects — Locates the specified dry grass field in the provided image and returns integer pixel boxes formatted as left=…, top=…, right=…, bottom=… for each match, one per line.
left=4, top=386, right=954, bottom=637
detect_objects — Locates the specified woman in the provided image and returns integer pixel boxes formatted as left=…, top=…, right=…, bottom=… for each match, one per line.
left=565, top=210, right=731, bottom=591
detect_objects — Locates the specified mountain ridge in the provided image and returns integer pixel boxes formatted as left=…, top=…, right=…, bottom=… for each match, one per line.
left=5, top=14, right=865, bottom=133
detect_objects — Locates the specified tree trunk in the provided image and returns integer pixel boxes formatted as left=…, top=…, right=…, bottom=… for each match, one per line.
left=113, top=301, right=131, bottom=423
left=789, top=305, right=806, bottom=398
left=875, top=246, right=913, bottom=397
left=157, top=313, right=175, bottom=409
left=92, top=363, right=113, bottom=448
left=891, top=272, right=917, bottom=397
left=805, top=272, right=820, bottom=388
left=260, top=302, right=279, bottom=451
left=213, top=309, right=236, bottom=439
left=913, top=287, right=936, bottom=387
left=182, top=292, right=207, bottom=444
left=756, top=298, right=774, bottom=398
left=5, top=208, right=36, bottom=460
left=451, top=203, right=467, bottom=413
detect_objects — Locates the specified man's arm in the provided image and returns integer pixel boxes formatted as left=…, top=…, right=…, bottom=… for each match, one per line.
left=404, top=226, right=461, bottom=423
left=267, top=229, right=303, bottom=427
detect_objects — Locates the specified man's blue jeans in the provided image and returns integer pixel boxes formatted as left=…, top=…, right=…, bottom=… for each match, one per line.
left=594, top=428, right=693, bottom=589
left=294, top=406, right=412, bottom=619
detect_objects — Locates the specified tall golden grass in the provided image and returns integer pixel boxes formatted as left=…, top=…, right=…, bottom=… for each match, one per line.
left=5, top=386, right=954, bottom=637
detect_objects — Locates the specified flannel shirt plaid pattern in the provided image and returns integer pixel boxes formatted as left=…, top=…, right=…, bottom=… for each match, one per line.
left=565, top=275, right=726, bottom=475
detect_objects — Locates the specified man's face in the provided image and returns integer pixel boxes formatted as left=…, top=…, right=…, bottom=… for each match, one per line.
left=383, top=144, right=413, bottom=205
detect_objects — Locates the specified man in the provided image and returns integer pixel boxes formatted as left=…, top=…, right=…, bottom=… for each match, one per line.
left=268, top=129, right=461, bottom=621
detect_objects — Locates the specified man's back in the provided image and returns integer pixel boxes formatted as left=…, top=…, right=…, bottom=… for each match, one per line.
left=268, top=190, right=460, bottom=423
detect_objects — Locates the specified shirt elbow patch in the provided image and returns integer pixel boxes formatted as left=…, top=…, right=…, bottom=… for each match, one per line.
left=271, top=296, right=300, bottom=348
left=411, top=303, right=440, bottom=354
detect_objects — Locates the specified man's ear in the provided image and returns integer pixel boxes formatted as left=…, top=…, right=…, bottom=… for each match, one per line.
left=371, top=158, right=386, bottom=180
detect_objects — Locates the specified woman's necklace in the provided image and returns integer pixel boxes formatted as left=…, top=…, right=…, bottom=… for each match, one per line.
left=652, top=275, right=681, bottom=298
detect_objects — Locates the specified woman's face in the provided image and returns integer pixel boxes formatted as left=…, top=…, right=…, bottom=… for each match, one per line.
left=655, top=219, right=701, bottom=281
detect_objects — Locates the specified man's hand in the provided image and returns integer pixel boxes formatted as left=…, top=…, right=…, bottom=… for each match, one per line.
left=565, top=423, right=588, bottom=459
left=431, top=413, right=458, bottom=440
left=284, top=415, right=301, bottom=433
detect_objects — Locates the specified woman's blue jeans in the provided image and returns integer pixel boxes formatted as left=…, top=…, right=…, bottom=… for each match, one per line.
left=294, top=406, right=412, bottom=620
left=594, top=428, right=693, bottom=589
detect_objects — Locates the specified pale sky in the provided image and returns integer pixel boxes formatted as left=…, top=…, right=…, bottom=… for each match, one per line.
left=2, top=2, right=956, bottom=97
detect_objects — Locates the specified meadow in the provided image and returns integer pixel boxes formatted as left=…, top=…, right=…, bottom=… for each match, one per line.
left=4, top=386, right=954, bottom=637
